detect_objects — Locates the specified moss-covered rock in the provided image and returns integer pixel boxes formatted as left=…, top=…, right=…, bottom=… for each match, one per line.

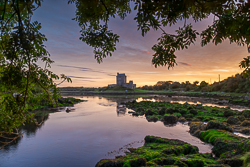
left=237, top=115, right=246, bottom=122
left=205, top=120, right=232, bottom=132
left=242, top=110, right=250, bottom=118
left=96, top=136, right=218, bottom=167
left=241, top=120, right=250, bottom=127
left=133, top=112, right=140, bottom=116
left=240, top=128, right=250, bottom=135
left=196, top=104, right=203, bottom=109
left=166, top=108, right=178, bottom=114
left=223, top=110, right=235, bottom=118
left=163, top=115, right=178, bottom=124
left=145, top=109, right=156, bottom=116
left=206, top=164, right=230, bottom=167
left=241, top=152, right=250, bottom=167
left=189, top=122, right=206, bottom=137
left=178, top=117, right=186, bottom=123
left=226, top=116, right=240, bottom=125
left=199, top=129, right=250, bottom=158
left=146, top=116, right=158, bottom=122
left=219, top=157, right=243, bottom=167
left=189, top=109, right=198, bottom=115
left=125, top=101, right=239, bottom=124
left=158, top=107, right=167, bottom=115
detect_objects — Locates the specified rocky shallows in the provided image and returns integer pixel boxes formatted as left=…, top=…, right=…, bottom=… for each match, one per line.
left=125, top=100, right=250, bottom=135
left=95, top=101, right=250, bottom=166
left=189, top=121, right=250, bottom=167
left=96, top=136, right=219, bottom=167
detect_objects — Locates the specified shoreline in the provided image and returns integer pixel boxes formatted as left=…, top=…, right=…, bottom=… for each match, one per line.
left=61, top=91, right=250, bottom=108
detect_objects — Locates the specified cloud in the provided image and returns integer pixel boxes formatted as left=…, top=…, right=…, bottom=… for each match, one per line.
left=120, top=46, right=152, bottom=55
left=178, top=62, right=192, bottom=66
left=107, top=74, right=117, bottom=76
left=65, top=76, right=97, bottom=82
left=67, top=75, right=101, bottom=79
left=57, top=65, right=115, bottom=76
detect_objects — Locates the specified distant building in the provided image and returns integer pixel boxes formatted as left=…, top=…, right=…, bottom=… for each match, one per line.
left=108, top=73, right=136, bottom=89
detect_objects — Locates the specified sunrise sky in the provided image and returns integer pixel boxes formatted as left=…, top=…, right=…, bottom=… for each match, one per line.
left=33, top=0, right=249, bottom=87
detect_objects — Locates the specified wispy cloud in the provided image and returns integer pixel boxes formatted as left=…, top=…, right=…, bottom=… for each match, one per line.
left=67, top=75, right=101, bottom=79
left=65, top=76, right=97, bottom=82
left=107, top=74, right=116, bottom=76
left=57, top=65, right=115, bottom=76
left=178, top=62, right=192, bottom=66
left=120, top=46, right=152, bottom=55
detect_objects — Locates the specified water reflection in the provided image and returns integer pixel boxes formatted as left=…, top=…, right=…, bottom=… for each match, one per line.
left=0, top=95, right=249, bottom=167
left=22, top=114, right=49, bottom=137
left=0, top=114, right=49, bottom=152
left=2, top=95, right=249, bottom=150
left=116, top=102, right=126, bottom=116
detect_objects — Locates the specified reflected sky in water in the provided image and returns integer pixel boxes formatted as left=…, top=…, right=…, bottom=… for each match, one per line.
left=1, top=95, right=248, bottom=167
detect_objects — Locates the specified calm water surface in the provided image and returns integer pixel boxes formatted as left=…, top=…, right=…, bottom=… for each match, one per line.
left=0, top=95, right=248, bottom=167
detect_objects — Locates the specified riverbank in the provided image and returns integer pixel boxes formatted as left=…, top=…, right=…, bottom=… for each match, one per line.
left=31, top=97, right=86, bottom=117
left=60, top=90, right=250, bottom=107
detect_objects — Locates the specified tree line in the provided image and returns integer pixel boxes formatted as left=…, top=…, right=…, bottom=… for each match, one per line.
left=139, top=73, right=250, bottom=93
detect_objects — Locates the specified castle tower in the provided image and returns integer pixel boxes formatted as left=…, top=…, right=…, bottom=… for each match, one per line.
left=116, top=73, right=126, bottom=86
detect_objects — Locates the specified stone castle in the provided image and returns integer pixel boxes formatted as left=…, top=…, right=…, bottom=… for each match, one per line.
left=108, top=73, right=136, bottom=89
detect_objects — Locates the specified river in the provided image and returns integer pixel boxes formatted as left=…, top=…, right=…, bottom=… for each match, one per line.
left=0, top=95, right=249, bottom=167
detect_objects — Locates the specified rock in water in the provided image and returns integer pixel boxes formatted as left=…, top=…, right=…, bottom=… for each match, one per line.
left=226, top=116, right=240, bottom=125
left=206, top=120, right=233, bottom=132
left=163, top=115, right=178, bottom=124
left=66, top=108, right=70, bottom=113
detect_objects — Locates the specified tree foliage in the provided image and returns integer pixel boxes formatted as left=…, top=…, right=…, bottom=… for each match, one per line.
left=240, top=56, right=250, bottom=77
left=140, top=72, right=250, bottom=93
left=69, top=0, right=250, bottom=71
left=0, top=0, right=71, bottom=145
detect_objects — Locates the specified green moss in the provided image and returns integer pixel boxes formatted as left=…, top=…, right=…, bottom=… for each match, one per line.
left=241, top=152, right=250, bottom=167
left=200, top=129, right=240, bottom=144
left=125, top=101, right=237, bottom=123
left=96, top=136, right=218, bottom=167
left=242, top=110, right=250, bottom=118
left=124, top=101, right=250, bottom=162
left=173, top=112, right=182, bottom=118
